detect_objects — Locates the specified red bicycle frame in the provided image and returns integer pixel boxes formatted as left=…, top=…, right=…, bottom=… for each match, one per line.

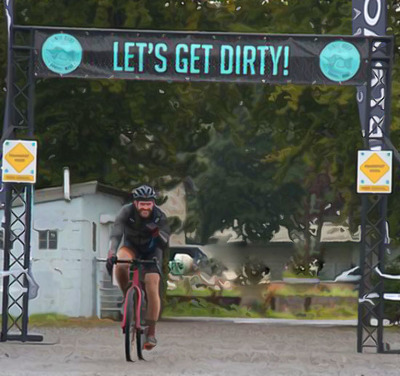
left=121, top=266, right=144, bottom=331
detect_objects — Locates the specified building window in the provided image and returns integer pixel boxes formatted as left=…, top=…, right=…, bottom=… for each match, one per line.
left=92, top=222, right=97, bottom=252
left=38, top=230, right=58, bottom=250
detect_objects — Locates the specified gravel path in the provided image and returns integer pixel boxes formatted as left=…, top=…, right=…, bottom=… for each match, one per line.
left=0, top=320, right=400, bottom=376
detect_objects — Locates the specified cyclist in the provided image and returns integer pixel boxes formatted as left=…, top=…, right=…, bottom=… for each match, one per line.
left=106, top=184, right=170, bottom=350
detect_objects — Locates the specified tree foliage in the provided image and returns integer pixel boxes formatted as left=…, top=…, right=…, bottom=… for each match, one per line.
left=0, top=0, right=399, bottom=244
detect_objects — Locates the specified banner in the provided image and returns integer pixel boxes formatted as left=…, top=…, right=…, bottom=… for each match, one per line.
left=352, top=0, right=387, bottom=144
left=34, top=28, right=372, bottom=86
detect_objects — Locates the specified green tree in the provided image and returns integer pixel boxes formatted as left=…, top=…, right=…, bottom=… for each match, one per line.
left=1, top=1, right=218, bottom=190
left=0, top=0, right=399, bottom=244
left=186, top=125, right=304, bottom=243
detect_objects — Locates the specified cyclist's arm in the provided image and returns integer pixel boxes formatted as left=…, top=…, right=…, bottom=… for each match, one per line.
left=109, top=205, right=130, bottom=254
left=157, top=214, right=171, bottom=247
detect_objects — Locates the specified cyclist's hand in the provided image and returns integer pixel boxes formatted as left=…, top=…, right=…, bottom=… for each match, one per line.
left=106, top=250, right=117, bottom=276
left=146, top=223, right=160, bottom=238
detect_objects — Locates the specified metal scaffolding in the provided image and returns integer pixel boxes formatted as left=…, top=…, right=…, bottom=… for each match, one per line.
left=1, top=3, right=42, bottom=341
left=1, top=184, right=42, bottom=342
left=1, top=1, right=396, bottom=352
left=357, top=38, right=396, bottom=353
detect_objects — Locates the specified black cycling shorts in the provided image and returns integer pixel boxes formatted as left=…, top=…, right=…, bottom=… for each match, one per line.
left=122, top=240, right=163, bottom=275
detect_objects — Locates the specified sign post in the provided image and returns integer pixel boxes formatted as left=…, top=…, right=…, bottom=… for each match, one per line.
left=2, top=140, right=37, bottom=183
left=1, top=138, right=40, bottom=343
left=357, top=150, right=392, bottom=193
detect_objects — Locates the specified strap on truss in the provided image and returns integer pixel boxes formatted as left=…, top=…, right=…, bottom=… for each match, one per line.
left=375, top=266, right=400, bottom=280
left=0, top=265, right=39, bottom=299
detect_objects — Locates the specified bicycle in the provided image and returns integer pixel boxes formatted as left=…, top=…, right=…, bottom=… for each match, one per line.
left=113, top=257, right=161, bottom=362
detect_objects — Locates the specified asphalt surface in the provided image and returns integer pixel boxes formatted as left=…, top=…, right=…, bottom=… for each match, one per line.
left=1, top=319, right=400, bottom=376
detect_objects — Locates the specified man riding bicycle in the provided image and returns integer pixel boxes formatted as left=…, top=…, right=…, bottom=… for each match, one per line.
left=106, top=184, right=170, bottom=350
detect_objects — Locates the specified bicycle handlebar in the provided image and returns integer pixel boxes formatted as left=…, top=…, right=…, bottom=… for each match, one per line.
left=97, top=257, right=164, bottom=288
left=114, top=257, right=163, bottom=277
left=114, top=258, right=158, bottom=265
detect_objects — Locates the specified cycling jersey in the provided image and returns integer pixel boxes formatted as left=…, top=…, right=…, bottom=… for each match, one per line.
left=109, top=204, right=170, bottom=255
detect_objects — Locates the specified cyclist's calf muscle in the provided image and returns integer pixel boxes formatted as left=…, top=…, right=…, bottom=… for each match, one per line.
left=144, top=273, right=161, bottom=322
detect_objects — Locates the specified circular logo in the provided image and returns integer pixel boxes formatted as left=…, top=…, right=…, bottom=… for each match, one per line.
left=319, top=41, right=361, bottom=82
left=42, top=33, right=82, bottom=75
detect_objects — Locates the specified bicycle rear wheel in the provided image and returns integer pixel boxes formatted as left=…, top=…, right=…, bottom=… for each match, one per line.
left=124, top=288, right=137, bottom=362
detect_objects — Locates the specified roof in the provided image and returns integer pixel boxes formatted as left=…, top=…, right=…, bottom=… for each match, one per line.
left=270, top=224, right=361, bottom=243
left=32, top=181, right=130, bottom=204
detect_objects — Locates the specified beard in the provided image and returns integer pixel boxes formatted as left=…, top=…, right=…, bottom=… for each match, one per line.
left=139, top=209, right=151, bottom=218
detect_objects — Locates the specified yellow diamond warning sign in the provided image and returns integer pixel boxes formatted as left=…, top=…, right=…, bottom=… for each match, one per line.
left=357, top=150, right=392, bottom=194
left=5, top=143, right=34, bottom=173
left=2, top=140, right=37, bottom=183
left=360, top=153, right=390, bottom=184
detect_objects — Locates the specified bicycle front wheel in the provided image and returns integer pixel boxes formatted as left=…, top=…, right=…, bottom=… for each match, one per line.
left=124, top=288, right=137, bottom=362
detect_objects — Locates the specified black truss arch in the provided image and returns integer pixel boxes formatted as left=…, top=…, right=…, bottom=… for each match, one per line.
left=0, top=0, right=396, bottom=353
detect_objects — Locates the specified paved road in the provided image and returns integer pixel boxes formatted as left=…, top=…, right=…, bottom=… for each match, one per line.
left=0, top=319, right=400, bottom=376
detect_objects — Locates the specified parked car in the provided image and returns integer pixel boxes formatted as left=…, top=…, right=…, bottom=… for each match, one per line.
left=334, top=266, right=361, bottom=283
left=169, top=245, right=210, bottom=272
left=167, top=245, right=232, bottom=291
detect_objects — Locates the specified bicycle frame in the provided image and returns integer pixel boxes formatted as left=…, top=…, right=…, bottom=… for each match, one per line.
left=118, top=258, right=161, bottom=331
left=121, top=263, right=144, bottom=331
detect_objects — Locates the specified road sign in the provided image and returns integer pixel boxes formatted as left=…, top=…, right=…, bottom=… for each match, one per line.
left=2, top=140, right=37, bottom=183
left=357, top=150, right=392, bottom=193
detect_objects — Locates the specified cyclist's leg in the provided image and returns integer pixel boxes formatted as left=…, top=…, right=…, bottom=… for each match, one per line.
left=144, top=273, right=161, bottom=321
left=143, top=247, right=162, bottom=321
left=143, top=248, right=163, bottom=347
left=115, top=246, right=136, bottom=296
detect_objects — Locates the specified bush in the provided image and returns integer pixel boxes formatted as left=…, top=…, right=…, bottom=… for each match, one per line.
left=163, top=298, right=259, bottom=318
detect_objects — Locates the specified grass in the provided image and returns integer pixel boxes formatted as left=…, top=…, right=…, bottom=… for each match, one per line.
left=0, top=282, right=359, bottom=327
left=265, top=305, right=358, bottom=320
left=166, top=283, right=240, bottom=297
left=0, top=313, right=115, bottom=328
left=274, top=285, right=358, bottom=298
left=163, top=298, right=261, bottom=318
left=163, top=298, right=358, bottom=320
left=30, top=313, right=116, bottom=327
left=0, top=302, right=358, bottom=327
left=164, top=280, right=358, bottom=319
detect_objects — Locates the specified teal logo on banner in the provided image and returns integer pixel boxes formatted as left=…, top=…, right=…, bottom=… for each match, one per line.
left=42, top=33, right=82, bottom=74
left=319, top=41, right=360, bottom=82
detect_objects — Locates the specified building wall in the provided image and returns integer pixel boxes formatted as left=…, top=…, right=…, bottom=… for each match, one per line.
left=0, top=192, right=125, bottom=317
left=79, top=192, right=127, bottom=258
